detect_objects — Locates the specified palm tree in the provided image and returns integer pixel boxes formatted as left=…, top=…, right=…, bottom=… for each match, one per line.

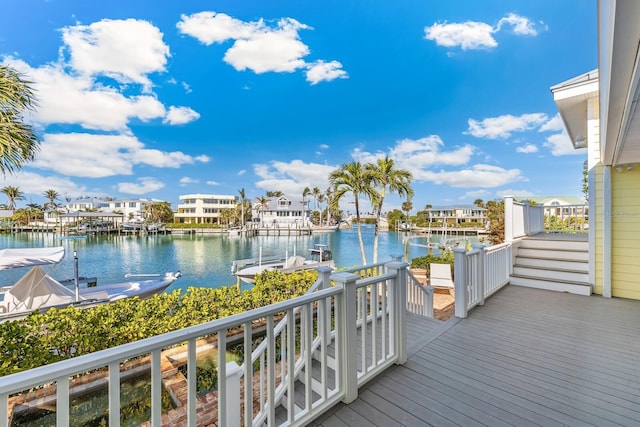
left=302, top=187, right=311, bottom=226
left=255, top=196, right=270, bottom=226
left=329, top=161, right=378, bottom=265
left=324, top=187, right=334, bottom=226
left=311, top=187, right=321, bottom=224
left=401, top=199, right=413, bottom=222
left=0, top=65, right=40, bottom=175
left=43, top=189, right=60, bottom=210
left=237, top=188, right=246, bottom=228
left=266, top=190, right=283, bottom=197
left=2, top=185, right=24, bottom=211
left=366, top=156, right=414, bottom=263
left=474, top=199, right=485, bottom=209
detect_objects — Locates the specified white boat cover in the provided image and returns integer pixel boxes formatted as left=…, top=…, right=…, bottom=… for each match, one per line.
left=0, top=247, right=65, bottom=270
left=3, top=266, right=78, bottom=313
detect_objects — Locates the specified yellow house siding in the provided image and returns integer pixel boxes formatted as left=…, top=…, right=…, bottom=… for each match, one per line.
left=610, top=167, right=640, bottom=299
left=592, top=164, right=604, bottom=295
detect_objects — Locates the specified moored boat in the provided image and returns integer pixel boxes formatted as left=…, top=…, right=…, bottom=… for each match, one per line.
left=0, top=247, right=180, bottom=322
left=232, top=244, right=335, bottom=284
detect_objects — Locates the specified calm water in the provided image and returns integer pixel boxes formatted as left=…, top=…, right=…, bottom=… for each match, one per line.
left=0, top=227, right=479, bottom=292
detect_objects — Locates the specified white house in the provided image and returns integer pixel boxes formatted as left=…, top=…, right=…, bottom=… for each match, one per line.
left=253, top=195, right=311, bottom=228
left=426, top=205, right=488, bottom=226
left=174, top=194, right=236, bottom=225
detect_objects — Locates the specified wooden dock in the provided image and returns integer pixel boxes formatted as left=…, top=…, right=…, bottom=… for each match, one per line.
left=311, top=285, right=640, bottom=426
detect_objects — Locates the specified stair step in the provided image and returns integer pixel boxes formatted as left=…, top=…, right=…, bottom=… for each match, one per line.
left=519, top=238, right=588, bottom=251
left=510, top=274, right=591, bottom=296
left=517, top=247, right=588, bottom=262
left=514, top=256, right=588, bottom=272
left=512, top=266, right=588, bottom=282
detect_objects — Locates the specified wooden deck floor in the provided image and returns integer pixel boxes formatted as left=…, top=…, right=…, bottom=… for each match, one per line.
left=310, top=285, right=640, bottom=426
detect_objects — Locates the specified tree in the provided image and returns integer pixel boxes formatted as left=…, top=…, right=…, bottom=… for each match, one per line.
left=255, top=196, right=270, bottom=226
left=302, top=187, right=311, bottom=226
left=401, top=199, right=413, bottom=221
left=266, top=190, right=283, bottom=197
left=486, top=199, right=505, bottom=245
left=2, top=185, right=24, bottom=211
left=311, top=186, right=321, bottom=224
left=146, top=201, right=173, bottom=223
left=329, top=161, right=377, bottom=265
left=366, top=156, right=414, bottom=263
left=237, top=188, right=246, bottom=228
left=43, top=189, right=60, bottom=210
left=0, top=65, right=40, bottom=175
left=324, top=187, right=334, bottom=226
left=473, top=199, right=485, bottom=208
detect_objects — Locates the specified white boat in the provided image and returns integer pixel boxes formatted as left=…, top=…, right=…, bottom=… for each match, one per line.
left=232, top=244, right=335, bottom=284
left=0, top=247, right=180, bottom=322
left=311, top=224, right=339, bottom=233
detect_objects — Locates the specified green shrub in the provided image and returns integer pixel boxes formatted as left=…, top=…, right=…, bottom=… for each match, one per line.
left=410, top=251, right=454, bottom=278
left=0, top=270, right=318, bottom=376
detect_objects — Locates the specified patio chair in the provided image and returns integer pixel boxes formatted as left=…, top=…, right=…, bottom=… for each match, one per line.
left=429, top=263, right=454, bottom=288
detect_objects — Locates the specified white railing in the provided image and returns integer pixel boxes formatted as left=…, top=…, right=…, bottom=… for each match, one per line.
left=453, top=243, right=512, bottom=318
left=344, top=260, right=434, bottom=318
left=543, top=204, right=589, bottom=233
left=406, top=270, right=434, bottom=317
left=505, top=196, right=588, bottom=240
left=0, top=261, right=409, bottom=427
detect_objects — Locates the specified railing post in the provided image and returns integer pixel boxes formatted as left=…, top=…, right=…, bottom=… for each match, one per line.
left=453, top=248, right=468, bottom=318
left=332, top=271, right=360, bottom=403
left=385, top=261, right=408, bottom=364
left=317, top=266, right=334, bottom=342
left=225, top=362, right=242, bottom=427
left=472, top=244, right=486, bottom=305
left=504, top=195, right=514, bottom=242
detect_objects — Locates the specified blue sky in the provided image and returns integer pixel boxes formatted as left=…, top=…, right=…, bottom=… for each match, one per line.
left=0, top=0, right=595, bottom=212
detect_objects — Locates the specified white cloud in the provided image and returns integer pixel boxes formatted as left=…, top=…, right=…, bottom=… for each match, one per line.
left=0, top=171, right=87, bottom=200
left=62, top=19, right=170, bottom=91
left=353, top=136, right=475, bottom=182
left=253, top=160, right=336, bottom=195
left=206, top=180, right=220, bottom=186
left=179, top=177, right=199, bottom=186
left=538, top=113, right=564, bottom=132
left=516, top=144, right=538, bottom=154
left=306, top=60, right=348, bottom=85
left=421, top=164, right=525, bottom=188
left=467, top=113, right=548, bottom=139
left=164, top=106, right=201, bottom=125
left=425, top=13, right=541, bottom=51
left=117, top=177, right=165, bottom=195
left=33, top=133, right=210, bottom=177
left=496, top=188, right=536, bottom=198
left=238, top=169, right=246, bottom=176
left=5, top=58, right=166, bottom=131
left=496, top=13, right=539, bottom=36
left=425, top=21, right=497, bottom=50
left=461, top=190, right=491, bottom=200
left=178, top=12, right=346, bottom=83
left=544, top=130, right=587, bottom=156
left=351, top=136, right=524, bottom=189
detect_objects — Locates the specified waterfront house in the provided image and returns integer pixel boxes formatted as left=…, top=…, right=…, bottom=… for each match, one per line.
left=253, top=195, right=311, bottom=228
left=173, top=193, right=236, bottom=225
left=2, top=2, right=640, bottom=425
left=426, top=205, right=487, bottom=227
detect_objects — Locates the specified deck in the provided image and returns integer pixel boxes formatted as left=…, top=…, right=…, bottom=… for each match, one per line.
left=311, top=285, right=640, bottom=426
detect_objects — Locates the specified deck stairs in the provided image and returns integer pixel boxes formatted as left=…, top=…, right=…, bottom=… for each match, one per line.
left=509, top=235, right=591, bottom=296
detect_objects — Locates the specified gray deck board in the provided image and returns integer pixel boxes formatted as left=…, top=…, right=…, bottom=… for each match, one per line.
left=312, top=285, right=640, bottom=426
